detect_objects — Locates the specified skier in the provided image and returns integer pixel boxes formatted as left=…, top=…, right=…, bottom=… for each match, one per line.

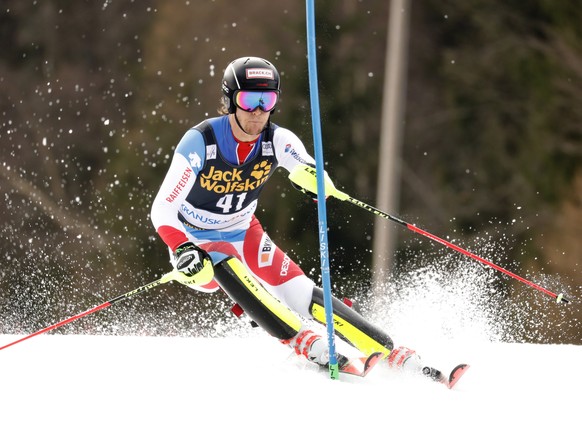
left=151, top=56, right=464, bottom=384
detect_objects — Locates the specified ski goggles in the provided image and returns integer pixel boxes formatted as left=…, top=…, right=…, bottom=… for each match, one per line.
left=234, top=90, right=279, bottom=112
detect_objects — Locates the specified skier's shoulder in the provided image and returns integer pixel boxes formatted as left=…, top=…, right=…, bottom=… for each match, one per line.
left=271, top=123, right=301, bottom=144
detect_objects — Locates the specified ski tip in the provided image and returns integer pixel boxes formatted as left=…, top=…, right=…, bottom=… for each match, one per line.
left=338, top=352, right=384, bottom=377
left=363, top=352, right=384, bottom=375
left=447, top=364, right=470, bottom=389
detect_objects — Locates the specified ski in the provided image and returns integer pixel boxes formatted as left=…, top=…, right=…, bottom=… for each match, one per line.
left=446, top=363, right=470, bottom=389
left=337, top=351, right=384, bottom=377
left=313, top=352, right=468, bottom=387
left=423, top=363, right=470, bottom=389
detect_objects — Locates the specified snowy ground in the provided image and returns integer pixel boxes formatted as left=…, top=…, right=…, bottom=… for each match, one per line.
left=2, top=247, right=578, bottom=423
left=0, top=332, right=579, bottom=424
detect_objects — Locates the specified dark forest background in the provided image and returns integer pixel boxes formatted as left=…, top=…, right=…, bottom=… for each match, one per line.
left=1, top=1, right=581, bottom=343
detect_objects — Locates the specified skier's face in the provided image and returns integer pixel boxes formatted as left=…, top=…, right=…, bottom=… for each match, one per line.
left=234, top=107, right=270, bottom=137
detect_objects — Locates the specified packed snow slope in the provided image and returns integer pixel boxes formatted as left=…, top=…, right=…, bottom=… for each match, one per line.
left=0, top=334, right=579, bottom=424
left=2, top=248, right=579, bottom=423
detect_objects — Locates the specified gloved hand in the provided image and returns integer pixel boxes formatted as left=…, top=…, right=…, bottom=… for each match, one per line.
left=174, top=242, right=211, bottom=277
left=291, top=180, right=318, bottom=200
left=290, top=163, right=331, bottom=200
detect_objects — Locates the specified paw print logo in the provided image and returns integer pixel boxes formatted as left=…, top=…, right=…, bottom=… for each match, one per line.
left=251, top=160, right=271, bottom=180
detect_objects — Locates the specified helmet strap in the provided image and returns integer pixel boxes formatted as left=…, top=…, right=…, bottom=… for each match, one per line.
left=233, top=109, right=269, bottom=136
left=234, top=111, right=252, bottom=135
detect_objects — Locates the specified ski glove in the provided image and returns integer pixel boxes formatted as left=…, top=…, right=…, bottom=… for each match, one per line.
left=291, top=180, right=318, bottom=200
left=290, top=163, right=331, bottom=200
left=174, top=242, right=211, bottom=277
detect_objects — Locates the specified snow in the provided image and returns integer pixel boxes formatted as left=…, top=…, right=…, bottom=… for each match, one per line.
left=1, top=244, right=577, bottom=423
left=0, top=332, right=579, bottom=423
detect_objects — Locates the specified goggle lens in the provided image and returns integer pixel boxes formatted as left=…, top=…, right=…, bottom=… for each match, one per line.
left=235, top=91, right=278, bottom=112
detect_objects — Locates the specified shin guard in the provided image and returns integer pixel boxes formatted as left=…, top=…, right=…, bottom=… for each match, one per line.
left=309, top=286, right=393, bottom=357
left=214, top=256, right=302, bottom=340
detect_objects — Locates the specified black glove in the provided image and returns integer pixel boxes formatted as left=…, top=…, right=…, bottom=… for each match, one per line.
left=174, top=242, right=211, bottom=277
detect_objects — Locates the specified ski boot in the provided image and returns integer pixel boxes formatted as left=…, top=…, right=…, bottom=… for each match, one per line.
left=388, top=346, right=469, bottom=389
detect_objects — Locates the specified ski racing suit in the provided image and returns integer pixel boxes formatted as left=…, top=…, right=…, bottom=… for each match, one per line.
left=151, top=115, right=394, bottom=358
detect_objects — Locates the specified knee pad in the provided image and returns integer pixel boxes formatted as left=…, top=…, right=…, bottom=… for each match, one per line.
left=309, top=286, right=393, bottom=356
left=214, top=256, right=302, bottom=340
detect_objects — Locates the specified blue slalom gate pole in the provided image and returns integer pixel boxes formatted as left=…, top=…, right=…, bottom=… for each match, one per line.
left=305, top=0, right=339, bottom=380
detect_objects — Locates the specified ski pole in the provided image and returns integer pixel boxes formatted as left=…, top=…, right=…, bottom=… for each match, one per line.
left=289, top=164, right=570, bottom=304
left=0, top=261, right=214, bottom=351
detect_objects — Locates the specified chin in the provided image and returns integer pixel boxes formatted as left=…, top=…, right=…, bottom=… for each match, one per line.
left=247, top=127, right=264, bottom=135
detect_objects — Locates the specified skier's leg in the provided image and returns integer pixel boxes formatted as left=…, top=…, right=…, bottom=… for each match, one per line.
left=213, top=256, right=349, bottom=367
left=213, top=256, right=302, bottom=340
left=230, top=218, right=410, bottom=368
left=309, top=287, right=435, bottom=376
left=309, top=286, right=393, bottom=357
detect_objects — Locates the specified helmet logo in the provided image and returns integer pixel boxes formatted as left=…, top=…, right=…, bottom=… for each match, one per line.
left=246, top=68, right=274, bottom=79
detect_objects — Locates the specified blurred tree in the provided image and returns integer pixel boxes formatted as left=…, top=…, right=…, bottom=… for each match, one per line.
left=1, top=0, right=580, bottom=342
left=0, top=0, right=157, bottom=331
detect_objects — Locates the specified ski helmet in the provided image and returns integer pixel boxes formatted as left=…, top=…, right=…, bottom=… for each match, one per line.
left=222, top=57, right=281, bottom=114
